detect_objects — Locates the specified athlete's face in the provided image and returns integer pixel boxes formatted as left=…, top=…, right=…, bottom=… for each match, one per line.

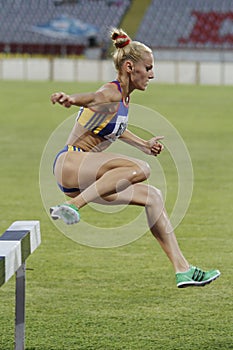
left=130, top=52, right=154, bottom=91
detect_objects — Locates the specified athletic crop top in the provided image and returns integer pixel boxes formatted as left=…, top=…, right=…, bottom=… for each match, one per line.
left=76, top=80, right=129, bottom=142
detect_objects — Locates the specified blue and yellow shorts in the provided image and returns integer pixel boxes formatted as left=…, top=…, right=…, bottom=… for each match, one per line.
left=53, top=145, right=84, bottom=193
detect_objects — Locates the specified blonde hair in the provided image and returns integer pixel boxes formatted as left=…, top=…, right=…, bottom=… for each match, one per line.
left=110, top=28, right=152, bottom=71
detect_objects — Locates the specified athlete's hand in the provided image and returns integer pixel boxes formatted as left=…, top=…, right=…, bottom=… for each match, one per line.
left=147, top=136, right=164, bottom=156
left=50, top=92, right=75, bottom=108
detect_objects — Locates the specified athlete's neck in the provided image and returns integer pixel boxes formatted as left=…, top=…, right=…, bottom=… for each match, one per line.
left=116, top=75, right=133, bottom=101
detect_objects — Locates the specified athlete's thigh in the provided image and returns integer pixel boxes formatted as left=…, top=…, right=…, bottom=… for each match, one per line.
left=55, top=151, right=144, bottom=189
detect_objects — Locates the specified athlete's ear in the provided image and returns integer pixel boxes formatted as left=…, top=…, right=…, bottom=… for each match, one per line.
left=124, top=60, right=134, bottom=73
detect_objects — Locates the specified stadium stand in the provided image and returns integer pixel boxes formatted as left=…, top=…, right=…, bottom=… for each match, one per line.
left=0, top=0, right=131, bottom=55
left=135, top=0, right=233, bottom=49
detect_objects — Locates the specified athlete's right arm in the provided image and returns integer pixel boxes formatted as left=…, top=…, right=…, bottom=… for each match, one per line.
left=50, top=84, right=121, bottom=108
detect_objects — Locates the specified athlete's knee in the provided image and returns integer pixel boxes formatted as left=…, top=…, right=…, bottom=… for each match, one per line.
left=141, top=161, right=151, bottom=179
left=133, top=160, right=151, bottom=182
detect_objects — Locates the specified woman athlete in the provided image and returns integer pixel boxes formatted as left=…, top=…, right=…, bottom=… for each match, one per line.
left=50, top=28, right=220, bottom=288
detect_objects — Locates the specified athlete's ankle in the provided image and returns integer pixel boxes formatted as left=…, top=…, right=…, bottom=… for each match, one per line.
left=66, top=202, right=79, bottom=211
left=174, top=262, right=190, bottom=274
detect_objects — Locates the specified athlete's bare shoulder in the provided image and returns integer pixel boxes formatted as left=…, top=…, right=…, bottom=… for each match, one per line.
left=96, top=82, right=122, bottom=103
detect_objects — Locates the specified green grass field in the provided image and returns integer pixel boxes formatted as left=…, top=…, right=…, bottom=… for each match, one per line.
left=0, top=80, right=232, bottom=350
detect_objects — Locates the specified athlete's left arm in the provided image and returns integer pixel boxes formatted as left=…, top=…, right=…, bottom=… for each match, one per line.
left=50, top=83, right=121, bottom=109
left=119, top=129, right=164, bottom=156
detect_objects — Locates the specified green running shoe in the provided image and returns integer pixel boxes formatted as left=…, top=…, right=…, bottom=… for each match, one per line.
left=50, top=203, right=80, bottom=225
left=176, top=266, right=220, bottom=288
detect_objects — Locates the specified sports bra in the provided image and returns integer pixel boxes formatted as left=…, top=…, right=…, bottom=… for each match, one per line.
left=76, top=80, right=129, bottom=142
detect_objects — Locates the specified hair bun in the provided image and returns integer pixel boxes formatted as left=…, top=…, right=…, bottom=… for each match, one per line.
left=111, top=28, right=131, bottom=49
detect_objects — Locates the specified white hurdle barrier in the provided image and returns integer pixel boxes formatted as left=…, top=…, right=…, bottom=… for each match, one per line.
left=0, top=221, right=41, bottom=350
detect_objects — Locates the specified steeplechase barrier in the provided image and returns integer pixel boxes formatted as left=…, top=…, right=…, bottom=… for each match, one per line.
left=0, top=221, right=41, bottom=350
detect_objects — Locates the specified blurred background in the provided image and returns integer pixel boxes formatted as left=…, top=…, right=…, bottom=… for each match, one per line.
left=1, top=0, right=233, bottom=83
